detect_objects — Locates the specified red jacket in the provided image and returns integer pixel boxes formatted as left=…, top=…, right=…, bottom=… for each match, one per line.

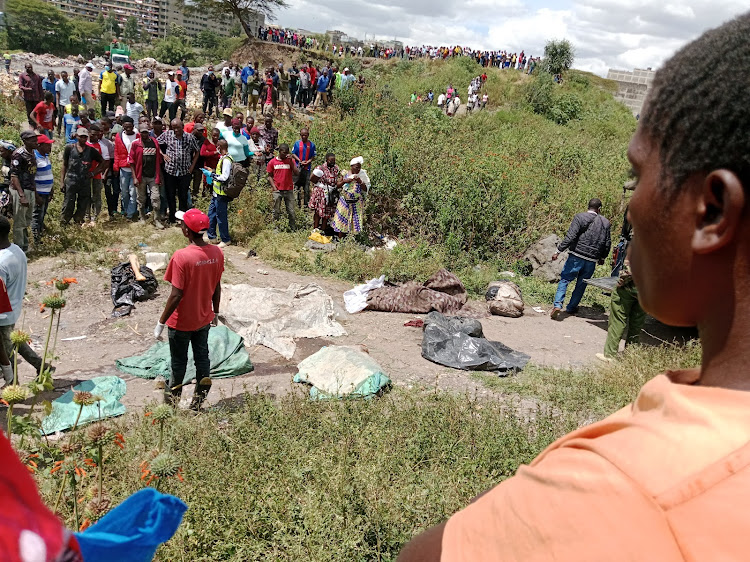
left=129, top=136, right=163, bottom=184
left=112, top=131, right=132, bottom=172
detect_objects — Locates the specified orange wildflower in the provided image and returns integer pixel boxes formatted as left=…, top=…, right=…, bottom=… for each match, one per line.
left=62, top=278, right=78, bottom=284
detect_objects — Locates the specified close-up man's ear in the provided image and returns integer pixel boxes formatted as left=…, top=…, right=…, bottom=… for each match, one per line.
left=692, top=169, right=746, bottom=254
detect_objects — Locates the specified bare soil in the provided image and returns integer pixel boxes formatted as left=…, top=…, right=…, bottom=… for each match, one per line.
left=2, top=233, right=652, bottom=422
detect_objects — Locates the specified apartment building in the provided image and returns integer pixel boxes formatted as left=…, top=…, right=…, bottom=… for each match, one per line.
left=46, top=0, right=262, bottom=40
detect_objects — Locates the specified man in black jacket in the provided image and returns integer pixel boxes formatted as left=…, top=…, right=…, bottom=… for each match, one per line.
left=550, top=198, right=611, bottom=319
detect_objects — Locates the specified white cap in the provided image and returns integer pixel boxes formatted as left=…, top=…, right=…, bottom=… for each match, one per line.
left=344, top=67, right=349, bottom=71
left=85, top=63, right=93, bottom=69
left=311, top=168, right=324, bottom=178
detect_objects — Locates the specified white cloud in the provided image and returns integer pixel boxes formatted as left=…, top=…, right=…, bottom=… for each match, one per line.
left=277, top=1, right=748, bottom=76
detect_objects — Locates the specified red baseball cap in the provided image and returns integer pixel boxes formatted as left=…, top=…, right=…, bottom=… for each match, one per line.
left=175, top=209, right=209, bottom=233
left=36, top=134, right=54, bottom=144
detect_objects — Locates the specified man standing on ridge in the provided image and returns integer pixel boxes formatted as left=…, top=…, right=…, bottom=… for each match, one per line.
left=550, top=198, right=611, bottom=319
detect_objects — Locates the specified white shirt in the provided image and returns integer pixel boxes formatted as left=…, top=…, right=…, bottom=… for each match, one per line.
left=55, top=79, right=75, bottom=106
left=126, top=101, right=143, bottom=122
left=164, top=79, right=177, bottom=103
left=437, top=93, right=445, bottom=105
left=0, top=244, right=27, bottom=326
left=78, top=68, right=93, bottom=93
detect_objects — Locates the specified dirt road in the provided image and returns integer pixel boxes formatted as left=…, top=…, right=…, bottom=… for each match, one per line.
left=2, top=235, right=636, bottom=420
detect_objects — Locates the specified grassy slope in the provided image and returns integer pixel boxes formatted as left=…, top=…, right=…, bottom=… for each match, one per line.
left=29, top=343, right=699, bottom=562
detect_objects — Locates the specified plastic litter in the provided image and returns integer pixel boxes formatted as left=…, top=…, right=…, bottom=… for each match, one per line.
left=110, top=261, right=158, bottom=317
left=308, top=231, right=332, bottom=244
left=293, top=346, right=391, bottom=399
left=421, top=311, right=530, bottom=373
left=404, top=319, right=424, bottom=328
left=343, top=275, right=385, bottom=313
left=145, top=252, right=169, bottom=272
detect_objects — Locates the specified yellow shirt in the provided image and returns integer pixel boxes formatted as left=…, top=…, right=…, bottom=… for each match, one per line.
left=442, top=372, right=750, bottom=561
left=100, top=71, right=118, bottom=95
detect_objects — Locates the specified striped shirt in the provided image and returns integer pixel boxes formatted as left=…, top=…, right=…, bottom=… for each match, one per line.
left=292, top=140, right=316, bottom=172
left=33, top=150, right=53, bottom=195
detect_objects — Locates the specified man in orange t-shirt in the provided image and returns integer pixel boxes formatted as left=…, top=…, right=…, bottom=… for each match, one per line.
left=399, top=12, right=750, bottom=562
left=155, top=208, right=224, bottom=410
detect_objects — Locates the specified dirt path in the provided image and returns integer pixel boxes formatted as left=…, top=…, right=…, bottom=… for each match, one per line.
left=2, top=234, right=625, bottom=423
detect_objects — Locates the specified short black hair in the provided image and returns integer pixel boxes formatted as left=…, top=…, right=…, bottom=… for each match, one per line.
left=588, top=198, right=602, bottom=210
left=279, top=143, right=289, bottom=152
left=642, top=13, right=750, bottom=192
left=0, top=216, right=10, bottom=238
left=121, top=116, right=134, bottom=125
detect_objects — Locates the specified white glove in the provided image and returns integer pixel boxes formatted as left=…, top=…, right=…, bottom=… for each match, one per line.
left=154, top=322, right=166, bottom=339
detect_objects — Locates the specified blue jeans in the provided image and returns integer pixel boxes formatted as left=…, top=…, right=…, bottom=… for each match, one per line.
left=166, top=324, right=211, bottom=408
left=553, top=254, right=596, bottom=311
left=119, top=168, right=137, bottom=218
left=207, top=194, right=230, bottom=243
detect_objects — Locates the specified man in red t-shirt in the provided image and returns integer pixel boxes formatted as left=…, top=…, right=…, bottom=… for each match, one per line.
left=31, top=92, right=55, bottom=137
left=175, top=70, right=188, bottom=120
left=266, top=143, right=298, bottom=230
left=155, top=208, right=224, bottom=410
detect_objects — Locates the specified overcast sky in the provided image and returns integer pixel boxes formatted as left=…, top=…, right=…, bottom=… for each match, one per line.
left=277, top=0, right=748, bottom=76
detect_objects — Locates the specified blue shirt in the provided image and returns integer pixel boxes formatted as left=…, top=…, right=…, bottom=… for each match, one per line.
left=179, top=65, right=190, bottom=83
left=0, top=244, right=27, bottom=326
left=316, top=75, right=329, bottom=92
left=42, top=78, right=57, bottom=97
left=64, top=114, right=80, bottom=144
left=33, top=149, right=53, bottom=194
left=240, top=66, right=254, bottom=84
left=292, top=140, right=316, bottom=171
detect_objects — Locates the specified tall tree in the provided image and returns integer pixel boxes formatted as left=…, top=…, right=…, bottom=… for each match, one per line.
left=542, top=39, right=575, bottom=76
left=123, top=16, right=140, bottom=43
left=106, top=12, right=122, bottom=37
left=5, top=0, right=72, bottom=54
left=183, top=0, right=287, bottom=40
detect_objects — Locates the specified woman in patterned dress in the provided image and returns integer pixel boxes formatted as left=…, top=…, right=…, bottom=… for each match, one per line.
left=308, top=152, right=343, bottom=232
left=332, top=156, right=371, bottom=236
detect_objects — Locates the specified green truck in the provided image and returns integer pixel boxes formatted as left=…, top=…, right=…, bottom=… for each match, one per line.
left=108, top=42, right=131, bottom=66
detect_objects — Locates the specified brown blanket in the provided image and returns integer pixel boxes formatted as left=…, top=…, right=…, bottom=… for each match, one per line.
left=366, top=269, right=468, bottom=314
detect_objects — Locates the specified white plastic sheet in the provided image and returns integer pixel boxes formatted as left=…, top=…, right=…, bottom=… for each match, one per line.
left=343, top=275, right=385, bottom=313
left=220, top=283, right=347, bottom=359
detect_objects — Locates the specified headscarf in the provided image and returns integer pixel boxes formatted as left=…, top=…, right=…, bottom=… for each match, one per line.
left=350, top=156, right=364, bottom=166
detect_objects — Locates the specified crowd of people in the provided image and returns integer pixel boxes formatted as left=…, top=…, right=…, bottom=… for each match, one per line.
left=2, top=58, right=373, bottom=256
left=410, top=73, right=489, bottom=116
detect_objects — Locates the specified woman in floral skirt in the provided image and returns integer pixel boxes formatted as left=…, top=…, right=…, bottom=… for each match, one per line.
left=332, top=156, right=371, bottom=236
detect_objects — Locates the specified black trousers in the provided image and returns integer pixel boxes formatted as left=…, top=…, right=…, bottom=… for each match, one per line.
left=164, top=172, right=191, bottom=223
left=101, top=92, right=117, bottom=114
left=166, top=324, right=211, bottom=408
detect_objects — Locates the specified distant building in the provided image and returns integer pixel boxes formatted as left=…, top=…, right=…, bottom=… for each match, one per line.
left=326, top=29, right=347, bottom=44
left=606, top=67, right=656, bottom=116
left=44, top=0, right=263, bottom=41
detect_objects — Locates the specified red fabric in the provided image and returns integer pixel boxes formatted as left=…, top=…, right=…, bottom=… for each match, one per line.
left=184, top=122, right=195, bottom=134
left=33, top=101, right=55, bottom=130
left=266, top=156, right=295, bottom=190
left=112, top=131, right=130, bottom=172
left=129, top=137, right=162, bottom=184
left=87, top=140, right=103, bottom=179
left=0, top=278, right=12, bottom=315
left=0, top=432, right=82, bottom=561
left=176, top=80, right=187, bottom=100
left=163, top=244, right=224, bottom=332
left=200, top=139, right=220, bottom=169
left=308, top=67, right=317, bottom=84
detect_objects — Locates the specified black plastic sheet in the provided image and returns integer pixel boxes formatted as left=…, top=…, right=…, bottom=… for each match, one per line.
left=110, top=262, right=158, bottom=317
left=421, top=311, right=530, bottom=374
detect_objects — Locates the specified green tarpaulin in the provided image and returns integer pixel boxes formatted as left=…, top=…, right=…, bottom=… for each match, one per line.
left=114, top=325, right=254, bottom=382
left=42, top=376, right=127, bottom=435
